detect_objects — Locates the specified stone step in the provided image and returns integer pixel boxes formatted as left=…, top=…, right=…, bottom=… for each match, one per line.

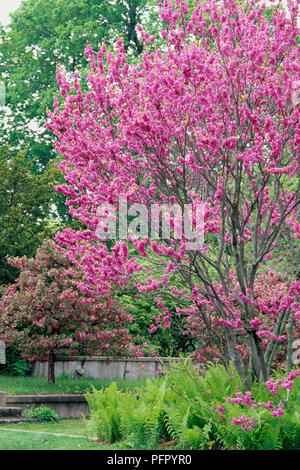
left=0, top=407, right=22, bottom=418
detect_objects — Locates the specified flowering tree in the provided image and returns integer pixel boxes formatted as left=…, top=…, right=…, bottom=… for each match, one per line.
left=0, top=241, right=131, bottom=383
left=47, top=0, right=300, bottom=387
left=185, top=271, right=300, bottom=374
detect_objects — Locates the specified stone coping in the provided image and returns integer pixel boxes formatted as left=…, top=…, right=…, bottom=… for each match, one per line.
left=6, top=394, right=87, bottom=402
left=54, top=356, right=179, bottom=362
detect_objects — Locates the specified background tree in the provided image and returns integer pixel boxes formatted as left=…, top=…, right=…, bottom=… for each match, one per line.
left=0, top=0, right=162, bottom=225
left=0, top=0, right=160, bottom=169
left=117, top=285, right=198, bottom=356
left=48, top=0, right=300, bottom=386
left=0, top=146, right=59, bottom=285
left=0, top=241, right=132, bottom=383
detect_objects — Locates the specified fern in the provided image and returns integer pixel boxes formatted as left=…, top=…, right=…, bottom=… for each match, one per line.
left=84, top=364, right=300, bottom=450
left=86, top=382, right=137, bottom=443
left=164, top=406, right=189, bottom=442
left=184, top=426, right=205, bottom=450
left=259, top=423, right=281, bottom=450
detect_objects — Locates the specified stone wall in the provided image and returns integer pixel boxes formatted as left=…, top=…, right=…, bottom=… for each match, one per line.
left=31, top=356, right=180, bottom=380
left=6, top=394, right=89, bottom=418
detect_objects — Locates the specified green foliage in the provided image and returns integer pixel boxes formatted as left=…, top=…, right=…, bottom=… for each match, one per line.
left=86, top=380, right=171, bottom=448
left=86, top=383, right=136, bottom=443
left=0, top=0, right=162, bottom=224
left=23, top=406, right=59, bottom=423
left=86, top=360, right=300, bottom=450
left=0, top=0, right=160, bottom=167
left=0, top=347, right=32, bottom=377
left=0, top=147, right=59, bottom=285
left=117, top=288, right=198, bottom=356
left=86, top=368, right=208, bottom=449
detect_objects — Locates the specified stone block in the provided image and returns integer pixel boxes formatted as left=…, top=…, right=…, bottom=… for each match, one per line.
left=0, top=392, right=6, bottom=407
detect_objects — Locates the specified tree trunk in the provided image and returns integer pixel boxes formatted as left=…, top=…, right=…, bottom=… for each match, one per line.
left=225, top=328, right=250, bottom=389
left=286, top=314, right=294, bottom=377
left=250, top=331, right=268, bottom=382
left=48, top=352, right=55, bottom=384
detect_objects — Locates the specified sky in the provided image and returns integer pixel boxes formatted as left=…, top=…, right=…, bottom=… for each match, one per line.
left=0, top=0, right=22, bottom=26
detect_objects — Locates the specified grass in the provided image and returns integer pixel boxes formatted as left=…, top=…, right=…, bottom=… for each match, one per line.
left=0, top=418, right=121, bottom=450
left=0, top=375, right=146, bottom=449
left=0, top=374, right=146, bottom=395
left=0, top=430, right=118, bottom=450
left=0, top=418, right=89, bottom=435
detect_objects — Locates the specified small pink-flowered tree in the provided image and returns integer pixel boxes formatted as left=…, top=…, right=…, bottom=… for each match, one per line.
left=0, top=241, right=131, bottom=383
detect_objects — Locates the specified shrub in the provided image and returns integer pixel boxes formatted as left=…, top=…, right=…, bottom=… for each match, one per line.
left=0, top=346, right=32, bottom=377
left=23, top=406, right=59, bottom=423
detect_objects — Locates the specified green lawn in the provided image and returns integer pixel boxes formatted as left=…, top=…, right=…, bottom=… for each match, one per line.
left=0, top=418, right=90, bottom=435
left=0, top=375, right=146, bottom=450
left=0, top=429, right=118, bottom=450
left=0, top=418, right=119, bottom=450
left=0, top=375, right=146, bottom=395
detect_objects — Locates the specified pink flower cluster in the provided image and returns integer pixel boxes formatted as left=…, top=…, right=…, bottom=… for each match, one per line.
left=231, top=416, right=256, bottom=431
left=266, top=370, right=300, bottom=396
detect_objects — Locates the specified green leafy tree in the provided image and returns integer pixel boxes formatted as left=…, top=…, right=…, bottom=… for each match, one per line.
left=0, top=146, right=58, bottom=284
left=0, top=0, right=160, bottom=169
left=117, top=286, right=198, bottom=356
left=0, top=0, right=162, bottom=224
